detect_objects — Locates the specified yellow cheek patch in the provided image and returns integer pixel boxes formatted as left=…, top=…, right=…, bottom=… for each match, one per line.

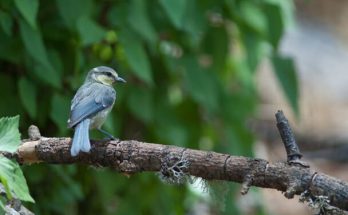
left=97, top=75, right=114, bottom=85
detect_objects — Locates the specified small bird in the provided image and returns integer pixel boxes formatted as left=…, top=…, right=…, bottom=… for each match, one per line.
left=68, top=66, right=126, bottom=156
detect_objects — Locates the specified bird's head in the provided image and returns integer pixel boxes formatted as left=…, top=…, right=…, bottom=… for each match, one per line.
left=86, top=66, right=126, bottom=86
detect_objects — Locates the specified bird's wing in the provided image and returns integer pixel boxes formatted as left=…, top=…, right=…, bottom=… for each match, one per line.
left=68, top=83, right=116, bottom=128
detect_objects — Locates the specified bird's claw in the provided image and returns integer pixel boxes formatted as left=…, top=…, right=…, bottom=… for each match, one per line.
left=103, top=136, right=119, bottom=141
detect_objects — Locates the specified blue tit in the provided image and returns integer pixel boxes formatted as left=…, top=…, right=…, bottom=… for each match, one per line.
left=67, top=66, right=126, bottom=156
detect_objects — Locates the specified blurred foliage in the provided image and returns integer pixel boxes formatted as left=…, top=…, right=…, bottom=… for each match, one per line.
left=0, top=116, right=34, bottom=212
left=0, top=0, right=297, bottom=214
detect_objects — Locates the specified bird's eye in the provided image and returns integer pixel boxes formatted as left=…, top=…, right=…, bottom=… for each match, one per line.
left=106, top=72, right=112, bottom=77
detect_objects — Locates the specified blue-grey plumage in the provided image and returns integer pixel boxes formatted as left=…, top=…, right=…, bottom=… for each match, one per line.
left=68, top=66, right=126, bottom=156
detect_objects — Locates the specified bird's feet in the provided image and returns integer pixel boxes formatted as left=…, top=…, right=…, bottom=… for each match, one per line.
left=102, top=136, right=119, bottom=141
left=98, top=128, right=119, bottom=141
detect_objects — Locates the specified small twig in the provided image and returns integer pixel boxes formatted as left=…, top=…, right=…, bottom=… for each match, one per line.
left=275, top=111, right=346, bottom=213
left=240, top=174, right=252, bottom=195
left=28, top=125, right=41, bottom=141
left=275, top=110, right=309, bottom=167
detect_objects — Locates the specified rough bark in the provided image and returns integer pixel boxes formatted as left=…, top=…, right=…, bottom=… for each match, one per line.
left=12, top=137, right=348, bottom=211
left=2, top=111, right=346, bottom=212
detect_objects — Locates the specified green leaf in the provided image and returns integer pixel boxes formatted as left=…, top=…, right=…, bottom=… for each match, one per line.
left=265, top=0, right=295, bottom=27
left=0, top=116, right=20, bottom=153
left=154, top=102, right=188, bottom=146
left=14, top=0, right=39, bottom=29
left=183, top=56, right=220, bottom=112
left=77, top=16, right=106, bottom=46
left=48, top=49, right=64, bottom=76
left=182, top=0, right=207, bottom=47
left=55, top=0, right=92, bottom=28
left=120, top=30, right=153, bottom=85
left=127, top=87, right=153, bottom=123
left=0, top=156, right=34, bottom=202
left=107, top=3, right=128, bottom=27
left=238, top=2, right=267, bottom=36
left=50, top=93, right=70, bottom=133
left=18, top=78, right=37, bottom=119
left=264, top=3, right=284, bottom=49
left=51, top=166, right=83, bottom=200
left=0, top=199, right=4, bottom=210
left=19, top=19, right=46, bottom=65
left=202, top=27, right=228, bottom=73
left=19, top=19, right=60, bottom=88
left=155, top=121, right=190, bottom=147
left=241, top=33, right=265, bottom=72
left=0, top=11, right=13, bottom=36
left=272, top=55, right=299, bottom=115
left=155, top=123, right=188, bottom=147
left=223, top=124, right=253, bottom=156
left=32, top=63, right=60, bottom=88
left=160, top=0, right=187, bottom=29
left=128, top=0, right=157, bottom=44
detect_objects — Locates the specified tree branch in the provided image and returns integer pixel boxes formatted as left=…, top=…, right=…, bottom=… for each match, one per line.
left=2, top=111, right=348, bottom=212
left=12, top=136, right=348, bottom=211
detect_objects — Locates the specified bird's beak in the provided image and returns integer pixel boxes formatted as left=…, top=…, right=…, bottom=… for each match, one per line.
left=116, top=77, right=126, bottom=83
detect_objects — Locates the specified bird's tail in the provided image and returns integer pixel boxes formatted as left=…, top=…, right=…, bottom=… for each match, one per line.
left=71, top=119, right=91, bottom=156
